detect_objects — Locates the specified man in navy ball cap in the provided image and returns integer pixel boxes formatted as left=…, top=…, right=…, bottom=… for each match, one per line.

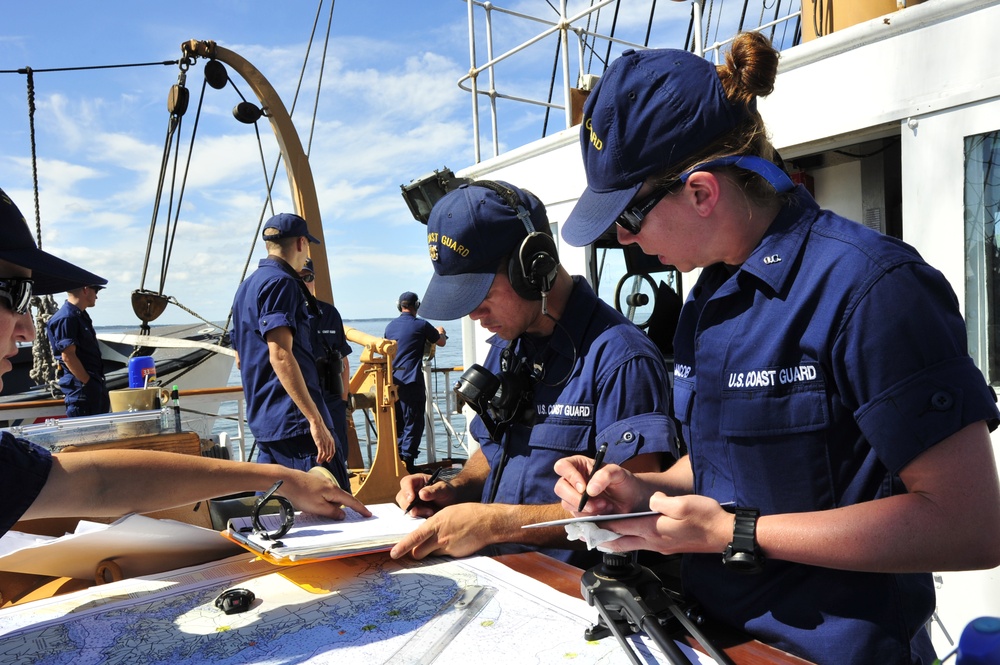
left=390, top=180, right=675, bottom=568
left=384, top=290, right=446, bottom=472
left=231, top=212, right=350, bottom=488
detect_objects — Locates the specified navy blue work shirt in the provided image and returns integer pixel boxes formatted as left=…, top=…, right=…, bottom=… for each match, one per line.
left=47, top=300, right=105, bottom=394
left=313, top=299, right=352, bottom=402
left=313, top=301, right=352, bottom=365
left=673, top=186, right=1000, bottom=665
left=384, top=313, right=440, bottom=385
left=0, top=432, right=53, bottom=536
left=470, top=277, right=676, bottom=567
left=231, top=258, right=331, bottom=442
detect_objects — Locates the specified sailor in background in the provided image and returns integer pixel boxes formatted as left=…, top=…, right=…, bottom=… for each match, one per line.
left=552, top=34, right=1000, bottom=665
left=46, top=283, right=109, bottom=417
left=0, top=188, right=368, bottom=539
left=383, top=291, right=446, bottom=473
left=390, top=181, right=675, bottom=569
left=299, top=258, right=352, bottom=490
left=230, top=213, right=348, bottom=488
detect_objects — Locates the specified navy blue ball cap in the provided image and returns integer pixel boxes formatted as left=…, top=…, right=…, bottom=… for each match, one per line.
left=398, top=291, right=419, bottom=307
left=0, top=187, right=107, bottom=295
left=419, top=182, right=548, bottom=321
left=262, top=212, right=320, bottom=244
left=562, top=48, right=751, bottom=247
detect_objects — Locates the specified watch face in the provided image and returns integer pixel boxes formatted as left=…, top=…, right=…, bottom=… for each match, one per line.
left=722, top=547, right=763, bottom=574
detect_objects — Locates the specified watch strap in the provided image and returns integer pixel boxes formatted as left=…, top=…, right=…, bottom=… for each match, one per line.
left=722, top=506, right=763, bottom=574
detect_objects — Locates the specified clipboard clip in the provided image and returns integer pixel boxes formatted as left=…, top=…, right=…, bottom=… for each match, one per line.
left=252, top=480, right=296, bottom=542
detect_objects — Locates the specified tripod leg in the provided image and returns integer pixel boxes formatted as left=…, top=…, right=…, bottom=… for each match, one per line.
left=591, top=601, right=644, bottom=665
left=667, top=604, right=735, bottom=665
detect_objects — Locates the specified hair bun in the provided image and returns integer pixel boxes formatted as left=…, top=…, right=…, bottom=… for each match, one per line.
left=718, top=31, right=779, bottom=107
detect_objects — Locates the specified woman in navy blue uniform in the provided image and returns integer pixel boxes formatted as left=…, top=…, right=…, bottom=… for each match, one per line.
left=0, top=188, right=367, bottom=538
left=553, top=33, right=1000, bottom=664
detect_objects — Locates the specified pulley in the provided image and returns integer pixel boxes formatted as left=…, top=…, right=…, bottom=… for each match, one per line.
left=131, top=289, right=170, bottom=325
left=233, top=101, right=263, bottom=124
left=203, top=59, right=228, bottom=89
left=168, top=64, right=189, bottom=116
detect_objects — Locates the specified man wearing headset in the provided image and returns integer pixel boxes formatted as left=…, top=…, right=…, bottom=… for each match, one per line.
left=384, top=291, right=447, bottom=473
left=298, top=258, right=353, bottom=491
left=390, top=181, right=675, bottom=568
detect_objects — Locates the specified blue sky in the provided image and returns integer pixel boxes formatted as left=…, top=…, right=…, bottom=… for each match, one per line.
left=0, top=1, right=793, bottom=326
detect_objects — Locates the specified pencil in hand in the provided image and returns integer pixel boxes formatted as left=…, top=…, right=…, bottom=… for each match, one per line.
left=577, top=441, right=609, bottom=512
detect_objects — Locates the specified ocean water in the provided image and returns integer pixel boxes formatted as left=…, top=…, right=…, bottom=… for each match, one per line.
left=214, top=318, right=468, bottom=467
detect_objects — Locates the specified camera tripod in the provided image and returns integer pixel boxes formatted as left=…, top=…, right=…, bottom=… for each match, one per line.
left=581, top=552, right=734, bottom=665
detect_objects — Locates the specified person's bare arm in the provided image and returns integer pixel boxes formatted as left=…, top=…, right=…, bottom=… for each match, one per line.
left=340, top=356, right=351, bottom=402
left=265, top=326, right=336, bottom=463
left=594, top=423, right=1000, bottom=574
left=23, top=449, right=370, bottom=521
left=756, top=421, right=1000, bottom=572
left=392, top=446, right=629, bottom=559
left=389, top=500, right=580, bottom=560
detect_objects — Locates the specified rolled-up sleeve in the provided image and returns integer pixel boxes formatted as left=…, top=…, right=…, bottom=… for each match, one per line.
left=0, top=433, right=53, bottom=536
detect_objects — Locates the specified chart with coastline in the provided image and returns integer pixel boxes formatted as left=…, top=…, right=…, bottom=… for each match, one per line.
left=0, top=552, right=700, bottom=664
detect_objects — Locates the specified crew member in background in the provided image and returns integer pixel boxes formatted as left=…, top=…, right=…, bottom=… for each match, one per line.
left=47, top=282, right=110, bottom=417
left=231, top=213, right=348, bottom=488
left=299, top=258, right=352, bottom=490
left=384, top=291, right=446, bottom=473
left=389, top=181, right=675, bottom=569
left=0, top=187, right=368, bottom=540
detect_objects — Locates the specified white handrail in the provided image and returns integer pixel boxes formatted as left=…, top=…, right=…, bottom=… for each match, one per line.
left=459, top=0, right=803, bottom=162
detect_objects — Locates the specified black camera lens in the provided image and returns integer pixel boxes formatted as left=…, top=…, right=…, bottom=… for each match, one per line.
left=454, top=364, right=500, bottom=414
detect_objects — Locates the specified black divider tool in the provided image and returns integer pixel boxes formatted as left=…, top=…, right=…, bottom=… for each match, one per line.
left=581, top=552, right=734, bottom=665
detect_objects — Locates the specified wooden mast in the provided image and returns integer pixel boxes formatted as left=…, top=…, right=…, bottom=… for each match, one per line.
left=180, top=40, right=334, bottom=304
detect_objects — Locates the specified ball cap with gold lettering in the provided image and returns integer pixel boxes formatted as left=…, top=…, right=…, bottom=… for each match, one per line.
left=0, top=187, right=107, bottom=295
left=562, top=48, right=750, bottom=247
left=419, top=182, right=548, bottom=321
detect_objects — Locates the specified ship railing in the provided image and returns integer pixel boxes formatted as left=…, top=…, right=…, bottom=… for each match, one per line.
left=0, top=385, right=250, bottom=460
left=423, top=363, right=469, bottom=465
left=459, top=0, right=802, bottom=162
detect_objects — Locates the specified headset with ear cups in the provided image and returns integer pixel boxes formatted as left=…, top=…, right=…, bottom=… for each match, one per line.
left=397, top=297, right=421, bottom=312
left=469, top=180, right=559, bottom=302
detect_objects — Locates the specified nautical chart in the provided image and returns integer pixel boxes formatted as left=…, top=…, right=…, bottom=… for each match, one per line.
left=0, top=552, right=710, bottom=664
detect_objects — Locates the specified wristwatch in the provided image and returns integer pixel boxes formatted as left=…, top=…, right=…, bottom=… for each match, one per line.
left=721, top=507, right=764, bottom=574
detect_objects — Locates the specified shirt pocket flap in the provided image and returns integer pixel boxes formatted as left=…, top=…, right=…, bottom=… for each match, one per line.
left=529, top=422, right=591, bottom=454
left=721, top=386, right=829, bottom=437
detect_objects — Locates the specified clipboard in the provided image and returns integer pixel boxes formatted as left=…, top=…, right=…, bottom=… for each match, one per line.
left=223, top=503, right=424, bottom=565
left=521, top=510, right=659, bottom=529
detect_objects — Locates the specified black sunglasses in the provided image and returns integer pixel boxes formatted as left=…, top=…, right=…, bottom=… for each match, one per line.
left=300, top=272, right=315, bottom=284
left=616, top=185, right=675, bottom=235
left=0, top=277, right=34, bottom=315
